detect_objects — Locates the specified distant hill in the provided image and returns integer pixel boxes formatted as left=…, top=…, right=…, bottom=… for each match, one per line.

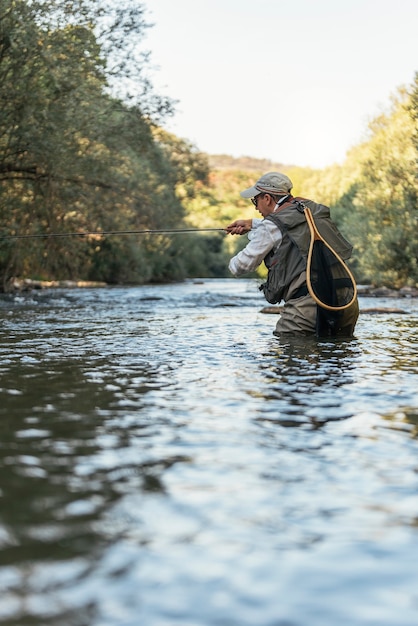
left=207, top=154, right=293, bottom=172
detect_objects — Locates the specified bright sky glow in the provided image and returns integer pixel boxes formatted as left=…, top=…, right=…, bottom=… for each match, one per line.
left=142, top=0, right=417, bottom=169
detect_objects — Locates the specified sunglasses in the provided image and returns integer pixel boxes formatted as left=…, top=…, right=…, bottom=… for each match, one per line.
left=251, top=193, right=263, bottom=207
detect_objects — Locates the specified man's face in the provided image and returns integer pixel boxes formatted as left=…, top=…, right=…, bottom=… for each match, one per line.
left=252, top=193, right=274, bottom=218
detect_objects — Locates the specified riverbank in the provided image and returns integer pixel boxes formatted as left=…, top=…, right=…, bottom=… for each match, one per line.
left=260, top=285, right=418, bottom=315
left=4, top=278, right=418, bottom=299
left=357, top=285, right=418, bottom=298
left=5, top=278, right=107, bottom=291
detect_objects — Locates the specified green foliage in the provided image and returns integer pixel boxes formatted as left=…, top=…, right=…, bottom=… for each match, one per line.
left=0, top=1, right=416, bottom=290
left=0, top=0, right=213, bottom=289
left=410, top=72, right=418, bottom=156
left=187, top=84, right=418, bottom=288
left=336, top=88, right=418, bottom=287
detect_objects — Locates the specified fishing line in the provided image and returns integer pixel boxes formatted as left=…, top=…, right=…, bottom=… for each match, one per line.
left=0, top=227, right=226, bottom=241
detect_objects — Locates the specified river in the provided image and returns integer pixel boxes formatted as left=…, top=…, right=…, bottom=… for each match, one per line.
left=0, top=279, right=418, bottom=626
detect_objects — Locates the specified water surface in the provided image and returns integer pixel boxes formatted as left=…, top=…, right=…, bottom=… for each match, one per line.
left=1, top=279, right=418, bottom=625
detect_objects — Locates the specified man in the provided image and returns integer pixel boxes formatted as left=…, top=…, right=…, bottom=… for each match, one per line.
left=226, top=172, right=359, bottom=337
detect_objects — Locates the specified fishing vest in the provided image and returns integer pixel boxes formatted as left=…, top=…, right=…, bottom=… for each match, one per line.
left=261, top=197, right=354, bottom=304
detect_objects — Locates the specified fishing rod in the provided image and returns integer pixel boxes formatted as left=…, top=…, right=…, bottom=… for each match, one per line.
left=0, top=227, right=227, bottom=241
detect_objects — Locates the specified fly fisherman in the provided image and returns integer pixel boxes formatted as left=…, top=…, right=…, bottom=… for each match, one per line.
left=226, top=172, right=359, bottom=337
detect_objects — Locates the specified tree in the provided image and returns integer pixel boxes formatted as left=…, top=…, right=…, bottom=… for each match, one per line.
left=337, top=88, right=418, bottom=286
left=0, top=0, right=206, bottom=288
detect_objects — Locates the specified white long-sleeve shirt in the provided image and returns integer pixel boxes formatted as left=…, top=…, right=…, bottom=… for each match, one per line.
left=228, top=218, right=283, bottom=276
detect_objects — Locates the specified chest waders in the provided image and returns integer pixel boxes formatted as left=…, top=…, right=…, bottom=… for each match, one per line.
left=262, top=198, right=358, bottom=337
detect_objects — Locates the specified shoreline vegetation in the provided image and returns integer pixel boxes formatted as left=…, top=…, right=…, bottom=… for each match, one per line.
left=6, top=278, right=418, bottom=301
left=0, top=4, right=417, bottom=293
left=4, top=279, right=416, bottom=316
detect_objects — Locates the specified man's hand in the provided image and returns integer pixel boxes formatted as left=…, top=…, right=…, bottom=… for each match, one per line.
left=225, top=219, right=252, bottom=235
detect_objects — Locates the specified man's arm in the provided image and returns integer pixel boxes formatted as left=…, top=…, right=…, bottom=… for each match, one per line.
left=228, top=221, right=282, bottom=276
left=225, top=219, right=252, bottom=235
left=225, top=218, right=263, bottom=235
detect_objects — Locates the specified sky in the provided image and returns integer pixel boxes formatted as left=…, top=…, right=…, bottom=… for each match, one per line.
left=141, top=0, right=417, bottom=169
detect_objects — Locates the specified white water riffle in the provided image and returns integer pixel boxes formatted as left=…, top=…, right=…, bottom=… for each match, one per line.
left=0, top=279, right=417, bottom=626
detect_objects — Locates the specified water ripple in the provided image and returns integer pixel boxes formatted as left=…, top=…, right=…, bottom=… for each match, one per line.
left=1, top=281, right=418, bottom=626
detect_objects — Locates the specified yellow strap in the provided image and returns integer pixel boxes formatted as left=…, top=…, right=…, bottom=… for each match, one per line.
left=304, top=206, right=358, bottom=312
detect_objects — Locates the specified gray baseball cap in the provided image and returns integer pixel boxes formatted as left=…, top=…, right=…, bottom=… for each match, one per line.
left=240, top=172, right=293, bottom=198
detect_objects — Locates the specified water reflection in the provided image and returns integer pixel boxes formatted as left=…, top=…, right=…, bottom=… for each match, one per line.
left=382, top=408, right=418, bottom=438
left=251, top=337, right=362, bottom=427
left=0, top=354, right=192, bottom=625
left=1, top=282, right=418, bottom=626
